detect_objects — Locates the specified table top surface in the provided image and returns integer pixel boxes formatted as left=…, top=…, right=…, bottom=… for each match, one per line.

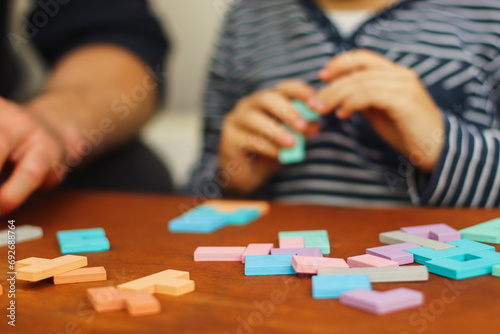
left=0, top=191, right=499, bottom=334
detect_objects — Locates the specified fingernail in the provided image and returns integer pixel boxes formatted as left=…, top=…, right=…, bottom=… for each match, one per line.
left=307, top=97, right=323, bottom=112
left=336, top=108, right=344, bottom=118
left=293, top=118, right=307, bottom=130
left=283, top=133, right=295, bottom=146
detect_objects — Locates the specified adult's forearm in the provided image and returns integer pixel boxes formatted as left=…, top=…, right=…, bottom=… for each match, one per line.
left=25, top=44, right=159, bottom=163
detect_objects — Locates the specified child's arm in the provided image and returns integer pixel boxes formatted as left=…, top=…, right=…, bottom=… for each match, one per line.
left=313, top=50, right=500, bottom=207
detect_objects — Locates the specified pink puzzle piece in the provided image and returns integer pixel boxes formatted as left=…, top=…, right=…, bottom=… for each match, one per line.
left=279, top=237, right=305, bottom=248
left=241, top=243, right=274, bottom=263
left=292, top=255, right=348, bottom=274
left=347, top=254, right=399, bottom=268
left=366, top=243, right=421, bottom=265
left=194, top=247, right=246, bottom=261
left=401, top=224, right=460, bottom=242
left=270, top=247, right=323, bottom=257
left=340, top=288, right=424, bottom=315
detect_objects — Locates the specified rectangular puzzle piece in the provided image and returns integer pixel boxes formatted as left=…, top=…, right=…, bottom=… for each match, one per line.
left=271, top=247, right=323, bottom=257
left=312, top=274, right=371, bottom=299
left=279, top=237, right=304, bottom=248
left=366, top=243, right=420, bottom=265
left=379, top=231, right=455, bottom=250
left=194, top=246, right=246, bottom=261
left=54, top=267, right=107, bottom=285
left=0, top=225, right=43, bottom=247
left=245, top=254, right=295, bottom=276
left=317, top=266, right=429, bottom=282
left=347, top=254, right=399, bottom=268
left=241, top=243, right=274, bottom=263
left=57, top=228, right=110, bottom=254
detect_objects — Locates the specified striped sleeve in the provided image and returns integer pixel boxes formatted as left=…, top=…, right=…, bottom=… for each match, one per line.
left=187, top=10, right=240, bottom=197
left=409, top=74, right=500, bottom=207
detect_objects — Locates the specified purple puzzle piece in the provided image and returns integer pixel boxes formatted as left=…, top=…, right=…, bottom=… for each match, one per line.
left=366, top=243, right=421, bottom=265
left=340, top=288, right=424, bottom=315
left=400, top=224, right=460, bottom=242
left=270, top=247, right=323, bottom=257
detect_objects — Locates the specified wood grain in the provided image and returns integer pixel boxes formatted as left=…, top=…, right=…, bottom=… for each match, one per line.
left=0, top=191, right=499, bottom=334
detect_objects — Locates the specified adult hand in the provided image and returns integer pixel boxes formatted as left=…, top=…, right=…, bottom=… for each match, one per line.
left=309, top=50, right=444, bottom=172
left=0, top=97, right=66, bottom=214
left=219, top=80, right=319, bottom=194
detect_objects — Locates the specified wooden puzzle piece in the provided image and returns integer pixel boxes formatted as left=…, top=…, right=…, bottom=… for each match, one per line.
left=312, top=274, right=371, bottom=299
left=169, top=210, right=227, bottom=233
left=57, top=228, right=110, bottom=254
left=317, top=266, right=429, bottom=282
left=194, top=246, right=246, bottom=261
left=15, top=257, right=50, bottom=269
left=292, top=255, right=348, bottom=274
left=87, top=287, right=160, bottom=316
left=16, top=255, right=87, bottom=282
left=279, top=126, right=305, bottom=164
left=54, top=267, right=107, bottom=285
left=292, top=100, right=321, bottom=122
left=241, top=244, right=274, bottom=263
left=124, top=291, right=161, bottom=317
left=366, top=243, right=421, bottom=265
left=347, top=254, right=399, bottom=268
left=379, top=231, right=455, bottom=250
left=278, top=230, right=330, bottom=254
left=0, top=225, right=43, bottom=247
left=202, top=200, right=270, bottom=215
left=493, top=264, right=500, bottom=277
left=117, top=269, right=194, bottom=296
left=279, top=237, right=305, bottom=248
left=405, top=239, right=494, bottom=264
left=271, top=247, right=323, bottom=257
left=401, top=224, right=460, bottom=242
left=425, top=250, right=500, bottom=279
left=340, top=288, right=424, bottom=315
left=460, top=218, right=500, bottom=244
left=245, top=254, right=296, bottom=276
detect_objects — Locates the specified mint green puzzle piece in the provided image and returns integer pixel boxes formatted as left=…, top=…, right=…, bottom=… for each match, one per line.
left=493, top=264, right=500, bottom=277
left=278, top=230, right=330, bottom=254
left=279, top=126, right=305, bottom=164
left=292, top=100, right=321, bottom=122
left=460, top=218, right=500, bottom=244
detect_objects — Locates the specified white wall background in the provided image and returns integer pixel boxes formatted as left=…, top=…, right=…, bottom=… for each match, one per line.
left=142, top=0, right=234, bottom=189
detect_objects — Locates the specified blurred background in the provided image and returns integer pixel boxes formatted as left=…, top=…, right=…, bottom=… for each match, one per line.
left=10, top=0, right=235, bottom=190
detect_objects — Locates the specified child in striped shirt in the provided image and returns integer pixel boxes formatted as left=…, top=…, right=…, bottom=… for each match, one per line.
left=189, top=0, right=500, bottom=207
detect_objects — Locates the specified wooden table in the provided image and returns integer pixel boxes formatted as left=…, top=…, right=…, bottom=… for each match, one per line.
left=1, top=191, right=499, bottom=334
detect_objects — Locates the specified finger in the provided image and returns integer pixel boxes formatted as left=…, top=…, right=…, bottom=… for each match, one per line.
left=318, top=49, right=395, bottom=82
left=250, top=90, right=309, bottom=132
left=234, top=109, right=296, bottom=148
left=275, top=79, right=315, bottom=101
left=0, top=146, right=50, bottom=213
left=335, top=87, right=394, bottom=120
left=314, top=70, right=407, bottom=114
left=236, top=129, right=281, bottom=160
left=304, top=122, right=321, bottom=139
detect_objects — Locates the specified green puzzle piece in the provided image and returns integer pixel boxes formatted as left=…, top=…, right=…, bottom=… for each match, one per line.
left=460, top=218, right=500, bottom=244
left=278, top=230, right=330, bottom=254
left=493, top=264, right=500, bottom=277
left=292, top=100, right=321, bottom=122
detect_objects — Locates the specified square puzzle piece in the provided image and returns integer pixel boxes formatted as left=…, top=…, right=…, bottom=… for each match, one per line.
left=425, top=250, right=500, bottom=279
left=340, top=288, right=424, bottom=315
left=278, top=230, right=330, bottom=254
left=347, top=254, right=399, bottom=268
left=460, top=218, right=500, bottom=244
left=312, top=274, right=371, bottom=299
left=401, top=224, right=460, bottom=242
left=292, top=255, right=348, bottom=274
left=168, top=208, right=228, bottom=233
left=405, top=239, right=494, bottom=264
left=366, top=243, right=420, bottom=265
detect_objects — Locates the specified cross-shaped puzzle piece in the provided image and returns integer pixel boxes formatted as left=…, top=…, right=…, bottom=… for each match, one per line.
left=117, top=269, right=194, bottom=296
left=16, top=255, right=87, bottom=281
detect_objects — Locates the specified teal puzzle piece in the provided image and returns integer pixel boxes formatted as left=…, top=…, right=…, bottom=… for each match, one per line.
left=312, top=274, right=371, bottom=299
left=278, top=125, right=305, bottom=164
left=405, top=239, right=494, bottom=264
left=460, top=218, right=500, bottom=244
left=245, top=254, right=296, bottom=276
left=57, top=228, right=110, bottom=254
left=292, top=100, right=321, bottom=122
left=278, top=230, right=330, bottom=254
left=425, top=250, right=500, bottom=279
left=493, top=264, right=500, bottom=277
left=168, top=207, right=228, bottom=233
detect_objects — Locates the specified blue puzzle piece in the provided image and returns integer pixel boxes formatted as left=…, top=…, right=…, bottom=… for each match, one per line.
left=245, top=254, right=296, bottom=276
left=405, top=239, right=494, bottom=264
left=57, top=228, right=110, bottom=254
left=278, top=230, right=330, bottom=254
left=292, top=100, right=321, bottom=122
left=168, top=208, right=228, bottom=233
left=460, top=218, right=500, bottom=244
left=279, top=126, right=305, bottom=164
left=493, top=264, right=500, bottom=277
left=312, top=274, right=372, bottom=299
left=224, top=208, right=261, bottom=225
left=425, top=250, right=500, bottom=280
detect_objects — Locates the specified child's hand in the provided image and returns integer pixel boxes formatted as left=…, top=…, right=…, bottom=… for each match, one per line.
left=218, top=80, right=319, bottom=195
left=310, top=50, right=444, bottom=172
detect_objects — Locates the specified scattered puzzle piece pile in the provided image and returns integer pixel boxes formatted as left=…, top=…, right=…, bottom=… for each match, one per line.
left=168, top=200, right=269, bottom=233
left=193, top=220, right=500, bottom=315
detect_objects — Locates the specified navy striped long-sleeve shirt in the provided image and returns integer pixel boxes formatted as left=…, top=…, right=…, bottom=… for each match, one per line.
left=189, top=0, right=500, bottom=207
